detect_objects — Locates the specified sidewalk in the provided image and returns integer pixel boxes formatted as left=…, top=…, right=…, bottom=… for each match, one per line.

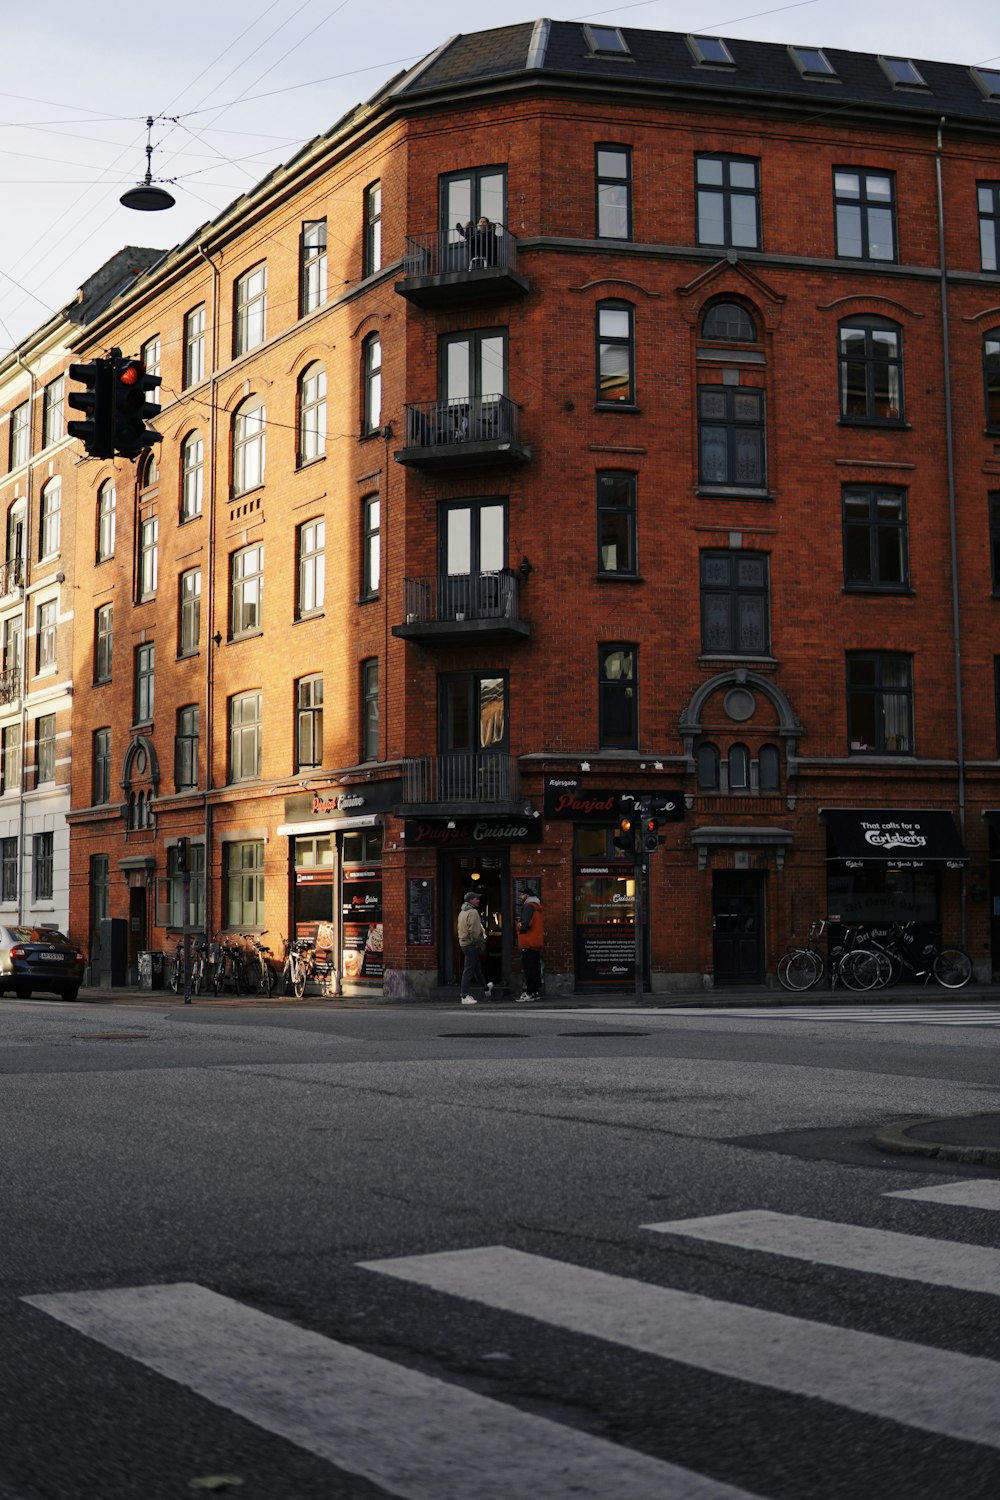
left=66, top=981, right=1000, bottom=1009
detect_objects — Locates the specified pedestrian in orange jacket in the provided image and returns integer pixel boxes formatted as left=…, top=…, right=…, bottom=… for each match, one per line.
left=516, top=888, right=543, bottom=1002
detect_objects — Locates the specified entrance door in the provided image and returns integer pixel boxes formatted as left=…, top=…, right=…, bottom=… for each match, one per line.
left=712, top=871, right=765, bottom=985
left=128, top=884, right=147, bottom=978
left=441, top=852, right=508, bottom=991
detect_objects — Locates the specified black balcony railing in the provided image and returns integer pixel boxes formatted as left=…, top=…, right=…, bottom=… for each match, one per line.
left=397, top=395, right=530, bottom=472
left=404, top=571, right=518, bottom=623
left=0, top=559, right=23, bottom=598
left=402, top=225, right=520, bottom=279
left=402, top=752, right=520, bottom=807
left=0, top=667, right=20, bottom=706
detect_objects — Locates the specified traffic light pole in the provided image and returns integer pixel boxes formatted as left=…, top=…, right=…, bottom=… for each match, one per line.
left=633, top=851, right=645, bottom=1003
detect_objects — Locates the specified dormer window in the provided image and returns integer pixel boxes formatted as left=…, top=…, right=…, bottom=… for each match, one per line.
left=971, top=66, right=1000, bottom=101
left=788, top=45, right=836, bottom=79
left=584, top=24, right=629, bottom=58
left=687, top=35, right=735, bottom=68
left=879, top=56, right=928, bottom=90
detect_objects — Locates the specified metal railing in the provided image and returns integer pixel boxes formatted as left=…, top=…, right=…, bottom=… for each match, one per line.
left=402, top=571, right=519, bottom=624
left=402, top=752, right=520, bottom=805
left=403, top=394, right=520, bottom=450
left=0, top=559, right=23, bottom=597
left=0, top=667, right=20, bottom=706
left=402, top=225, right=518, bottom=278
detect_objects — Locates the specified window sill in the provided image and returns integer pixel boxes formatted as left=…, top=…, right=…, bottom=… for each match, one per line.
left=359, top=428, right=383, bottom=443
left=358, top=592, right=380, bottom=605
left=131, top=720, right=153, bottom=733
left=176, top=649, right=200, bottom=661
left=843, top=585, right=914, bottom=596
left=295, top=610, right=325, bottom=623
left=230, top=630, right=263, bottom=644
left=296, top=455, right=326, bottom=472
left=838, top=418, right=909, bottom=431
left=697, top=486, right=773, bottom=501
left=594, top=403, right=641, bottom=414
left=179, top=511, right=204, bottom=526
left=698, top=653, right=777, bottom=666
left=596, top=572, right=642, bottom=582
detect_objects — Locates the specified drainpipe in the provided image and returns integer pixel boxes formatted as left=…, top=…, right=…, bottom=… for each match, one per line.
left=198, top=243, right=220, bottom=940
left=13, top=350, right=36, bottom=925
left=935, top=118, right=967, bottom=945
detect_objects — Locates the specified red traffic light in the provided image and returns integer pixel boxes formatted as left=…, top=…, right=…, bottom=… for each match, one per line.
left=117, top=360, right=143, bottom=387
left=620, top=817, right=632, bottom=833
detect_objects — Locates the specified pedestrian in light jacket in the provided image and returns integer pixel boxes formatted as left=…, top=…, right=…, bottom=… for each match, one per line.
left=457, top=891, right=493, bottom=1006
left=516, top=888, right=544, bottom=1002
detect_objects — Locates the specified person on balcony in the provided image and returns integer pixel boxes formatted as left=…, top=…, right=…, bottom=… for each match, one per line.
left=456, top=215, right=499, bottom=268
left=457, top=890, right=493, bottom=1005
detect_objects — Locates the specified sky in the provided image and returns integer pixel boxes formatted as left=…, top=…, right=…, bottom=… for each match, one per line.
left=1, top=0, right=997, bottom=355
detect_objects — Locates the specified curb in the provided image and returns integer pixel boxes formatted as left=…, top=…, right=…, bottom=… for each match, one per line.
left=870, top=1114, right=1000, bottom=1168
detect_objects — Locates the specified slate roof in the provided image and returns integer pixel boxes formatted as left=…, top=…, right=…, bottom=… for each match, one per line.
left=391, top=18, right=1000, bottom=129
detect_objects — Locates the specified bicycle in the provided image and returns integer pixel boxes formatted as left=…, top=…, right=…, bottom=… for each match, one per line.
left=281, top=936, right=339, bottom=999
left=245, top=931, right=274, bottom=996
left=167, top=939, right=184, bottom=994
left=190, top=936, right=208, bottom=996
left=211, top=938, right=245, bottom=995
left=853, top=922, right=972, bottom=991
left=777, top=920, right=828, bottom=991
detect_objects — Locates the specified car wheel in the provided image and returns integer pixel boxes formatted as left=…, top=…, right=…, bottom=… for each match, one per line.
left=60, top=986, right=80, bottom=1002
left=14, top=985, right=30, bottom=999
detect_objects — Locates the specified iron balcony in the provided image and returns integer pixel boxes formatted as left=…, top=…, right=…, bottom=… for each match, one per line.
left=393, top=571, right=530, bottom=644
left=401, top=752, right=522, bottom=816
left=394, top=394, right=530, bottom=470
left=395, top=226, right=529, bottom=309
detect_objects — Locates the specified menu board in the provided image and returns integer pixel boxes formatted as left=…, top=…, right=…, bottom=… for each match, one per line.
left=407, top=879, right=434, bottom=947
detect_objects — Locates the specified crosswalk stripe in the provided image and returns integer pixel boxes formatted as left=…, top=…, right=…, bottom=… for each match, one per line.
left=362, top=1245, right=1000, bottom=1450
left=887, top=1181, right=1000, bottom=1210
left=642, top=1210, right=1000, bottom=1297
left=661, top=1007, right=1000, bottom=1024
left=24, top=1281, right=763, bottom=1500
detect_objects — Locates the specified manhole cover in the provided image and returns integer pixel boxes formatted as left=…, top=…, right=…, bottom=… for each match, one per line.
left=558, top=1030, right=651, bottom=1038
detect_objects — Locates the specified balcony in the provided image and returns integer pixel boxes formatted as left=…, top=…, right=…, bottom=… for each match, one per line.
left=0, top=668, right=20, bottom=707
left=401, top=752, right=521, bottom=816
left=0, top=559, right=23, bottom=598
left=395, top=395, right=530, bottom=471
left=395, top=227, right=529, bottom=309
left=393, top=572, right=530, bottom=645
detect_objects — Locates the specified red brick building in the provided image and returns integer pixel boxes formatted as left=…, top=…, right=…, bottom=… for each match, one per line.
left=44, top=21, right=1000, bottom=992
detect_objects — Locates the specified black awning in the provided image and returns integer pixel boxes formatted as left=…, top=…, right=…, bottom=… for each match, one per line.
left=820, top=808, right=967, bottom=868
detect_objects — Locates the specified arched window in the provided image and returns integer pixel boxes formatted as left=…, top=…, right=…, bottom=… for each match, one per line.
left=759, top=743, right=780, bottom=791
left=697, top=742, right=720, bottom=790
left=362, top=334, right=381, bottom=435
left=97, top=481, right=116, bottom=561
left=39, top=477, right=61, bottom=558
left=839, top=316, right=903, bottom=423
left=6, top=503, right=24, bottom=576
left=140, top=451, right=159, bottom=490
left=298, top=362, right=327, bottom=465
left=702, top=300, right=756, bottom=342
left=728, top=743, right=750, bottom=790
left=984, top=329, right=1000, bottom=432
left=232, top=399, right=266, bottom=495
left=181, top=431, right=204, bottom=520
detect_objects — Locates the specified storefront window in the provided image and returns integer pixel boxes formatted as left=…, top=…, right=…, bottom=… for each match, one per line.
left=293, top=836, right=334, bottom=937
left=342, top=834, right=383, bottom=983
left=827, top=866, right=938, bottom=928
left=573, top=825, right=641, bottom=989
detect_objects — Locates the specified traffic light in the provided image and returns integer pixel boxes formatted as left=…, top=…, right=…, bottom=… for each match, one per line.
left=642, top=816, right=665, bottom=854
left=110, top=350, right=162, bottom=459
left=613, top=814, right=637, bottom=856
left=175, top=837, right=189, bottom=875
left=67, top=358, right=114, bottom=459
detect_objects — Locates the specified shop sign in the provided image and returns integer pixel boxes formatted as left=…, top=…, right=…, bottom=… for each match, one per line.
left=545, top=779, right=684, bottom=821
left=404, top=817, right=539, bottom=844
left=283, top=778, right=401, bottom=824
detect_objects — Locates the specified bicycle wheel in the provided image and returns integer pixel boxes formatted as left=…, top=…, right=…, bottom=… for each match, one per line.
left=260, top=961, right=273, bottom=997
left=839, top=948, right=882, bottom=991
left=933, top=948, right=972, bottom=989
left=192, top=960, right=202, bottom=997
left=168, top=956, right=180, bottom=993
left=213, top=960, right=224, bottom=995
left=778, top=948, right=822, bottom=992
left=293, top=963, right=307, bottom=999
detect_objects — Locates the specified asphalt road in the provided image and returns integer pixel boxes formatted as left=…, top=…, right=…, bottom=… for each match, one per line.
left=2, top=996, right=1000, bottom=1500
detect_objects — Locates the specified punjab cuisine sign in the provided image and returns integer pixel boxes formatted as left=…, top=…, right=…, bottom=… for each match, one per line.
left=544, top=779, right=684, bottom=821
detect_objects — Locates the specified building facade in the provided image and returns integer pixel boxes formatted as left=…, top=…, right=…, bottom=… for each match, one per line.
left=23, top=19, right=1000, bottom=992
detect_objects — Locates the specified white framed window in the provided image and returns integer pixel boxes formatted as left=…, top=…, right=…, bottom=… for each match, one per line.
left=233, top=401, right=265, bottom=495
left=234, top=264, right=267, bottom=355
left=181, top=431, right=204, bottom=519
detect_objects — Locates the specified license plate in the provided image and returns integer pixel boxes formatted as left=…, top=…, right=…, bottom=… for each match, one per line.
left=34, top=953, right=64, bottom=962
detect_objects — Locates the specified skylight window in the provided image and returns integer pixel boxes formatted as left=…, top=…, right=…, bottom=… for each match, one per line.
left=788, top=45, right=837, bottom=80
left=584, top=24, right=630, bottom=58
left=879, top=56, right=929, bottom=89
left=971, top=66, right=1000, bottom=101
left=687, top=35, right=735, bottom=68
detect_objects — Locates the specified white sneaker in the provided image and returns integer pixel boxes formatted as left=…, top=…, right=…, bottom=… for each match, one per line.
left=516, top=993, right=536, bottom=1003
left=460, top=995, right=477, bottom=1005
left=485, top=982, right=494, bottom=999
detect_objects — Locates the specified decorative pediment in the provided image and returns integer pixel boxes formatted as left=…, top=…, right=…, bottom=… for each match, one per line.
left=676, top=256, right=785, bottom=330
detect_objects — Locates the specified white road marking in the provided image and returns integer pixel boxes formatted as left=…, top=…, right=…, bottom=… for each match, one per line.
left=643, top=1209, right=1000, bottom=1296
left=888, top=1180, right=1000, bottom=1210
left=362, top=1245, right=1000, bottom=1450
left=24, top=1281, right=763, bottom=1500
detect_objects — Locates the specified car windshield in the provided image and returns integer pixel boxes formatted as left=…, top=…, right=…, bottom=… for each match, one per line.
left=6, top=927, right=70, bottom=943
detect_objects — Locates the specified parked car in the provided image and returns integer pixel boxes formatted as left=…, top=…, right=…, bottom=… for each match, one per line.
left=0, top=926, right=84, bottom=1001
